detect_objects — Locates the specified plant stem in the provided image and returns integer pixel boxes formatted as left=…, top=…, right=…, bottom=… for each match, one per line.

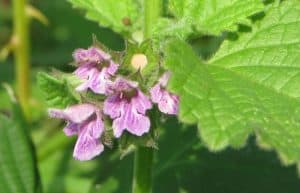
left=13, top=0, right=30, bottom=118
left=132, top=1, right=161, bottom=193
left=143, top=0, right=161, bottom=39
left=132, top=146, right=154, bottom=193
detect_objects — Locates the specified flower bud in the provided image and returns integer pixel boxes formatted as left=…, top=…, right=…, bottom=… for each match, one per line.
left=131, top=53, right=148, bottom=70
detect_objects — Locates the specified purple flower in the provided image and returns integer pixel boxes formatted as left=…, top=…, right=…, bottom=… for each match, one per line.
left=48, top=104, right=104, bottom=161
left=150, top=72, right=179, bottom=115
left=103, top=78, right=152, bottom=138
left=73, top=47, right=119, bottom=94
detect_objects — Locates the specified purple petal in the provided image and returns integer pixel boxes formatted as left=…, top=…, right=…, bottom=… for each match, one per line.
left=112, top=103, right=150, bottom=137
left=108, top=78, right=138, bottom=93
left=75, top=68, right=112, bottom=94
left=159, top=92, right=179, bottom=115
left=48, top=103, right=106, bottom=161
left=103, top=94, right=124, bottom=119
left=150, top=72, right=179, bottom=115
left=48, top=104, right=96, bottom=123
left=103, top=78, right=152, bottom=137
left=82, top=110, right=104, bottom=139
left=72, top=110, right=105, bottom=161
left=73, top=128, right=104, bottom=161
left=61, top=104, right=96, bottom=123
left=131, top=91, right=152, bottom=114
left=104, top=94, right=151, bottom=137
left=88, top=47, right=111, bottom=61
left=150, top=84, right=163, bottom=103
left=73, top=47, right=110, bottom=64
left=48, top=108, right=68, bottom=119
left=158, top=71, right=171, bottom=87
left=74, top=62, right=95, bottom=79
left=63, top=122, right=79, bottom=136
left=74, top=54, right=119, bottom=95
left=126, top=113, right=150, bottom=136
left=90, top=71, right=112, bottom=94
left=112, top=119, right=126, bottom=138
left=75, top=79, right=90, bottom=92
left=105, top=61, right=119, bottom=76
left=72, top=48, right=88, bottom=63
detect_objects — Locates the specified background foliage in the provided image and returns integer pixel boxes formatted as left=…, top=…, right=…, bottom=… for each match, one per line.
left=1, top=0, right=300, bottom=193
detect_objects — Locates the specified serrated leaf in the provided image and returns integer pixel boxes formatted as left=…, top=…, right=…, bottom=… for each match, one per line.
left=152, top=17, right=194, bottom=50
left=165, top=1, right=300, bottom=164
left=37, top=72, right=79, bottom=108
left=67, top=0, right=142, bottom=36
left=0, top=114, right=39, bottom=193
left=155, top=0, right=264, bottom=40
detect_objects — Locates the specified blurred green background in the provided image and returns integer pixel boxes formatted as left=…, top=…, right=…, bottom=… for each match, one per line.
left=1, top=0, right=300, bottom=193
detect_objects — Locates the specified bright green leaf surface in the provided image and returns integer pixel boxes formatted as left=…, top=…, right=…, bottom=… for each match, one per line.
left=0, top=115, right=39, bottom=193
left=37, top=72, right=78, bottom=108
left=170, top=0, right=264, bottom=34
left=155, top=0, right=264, bottom=40
left=165, top=1, right=300, bottom=163
left=67, top=0, right=142, bottom=36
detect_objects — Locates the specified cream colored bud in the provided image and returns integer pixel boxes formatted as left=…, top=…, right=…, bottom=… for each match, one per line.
left=131, top=53, right=148, bottom=70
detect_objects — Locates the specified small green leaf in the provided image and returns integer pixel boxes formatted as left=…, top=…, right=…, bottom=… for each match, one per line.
left=37, top=72, right=79, bottom=108
left=165, top=1, right=300, bottom=164
left=67, top=0, right=142, bottom=36
left=0, top=114, right=40, bottom=193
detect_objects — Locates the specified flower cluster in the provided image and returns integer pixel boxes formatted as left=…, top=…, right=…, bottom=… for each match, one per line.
left=48, top=46, right=179, bottom=161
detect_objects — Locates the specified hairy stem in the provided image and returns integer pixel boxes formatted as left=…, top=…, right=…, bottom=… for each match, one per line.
left=132, top=1, right=161, bottom=193
left=132, top=146, right=154, bottom=193
left=13, top=0, right=30, bottom=118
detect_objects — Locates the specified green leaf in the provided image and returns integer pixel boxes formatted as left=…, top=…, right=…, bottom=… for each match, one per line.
left=165, top=1, right=300, bottom=164
left=37, top=72, right=79, bottom=108
left=0, top=114, right=40, bottom=193
left=67, top=0, right=142, bottom=36
left=155, top=0, right=264, bottom=40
